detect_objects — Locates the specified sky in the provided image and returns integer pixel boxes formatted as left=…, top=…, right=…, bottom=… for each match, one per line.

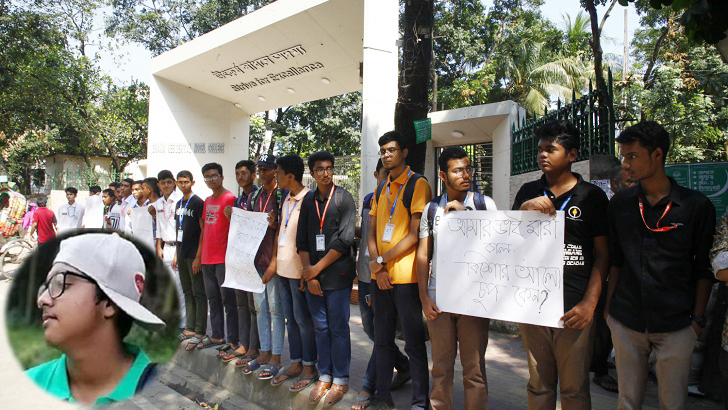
left=89, top=0, right=642, bottom=85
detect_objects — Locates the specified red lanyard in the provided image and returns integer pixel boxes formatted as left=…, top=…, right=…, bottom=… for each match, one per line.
left=638, top=198, right=679, bottom=232
left=257, top=183, right=277, bottom=212
left=314, top=184, right=335, bottom=234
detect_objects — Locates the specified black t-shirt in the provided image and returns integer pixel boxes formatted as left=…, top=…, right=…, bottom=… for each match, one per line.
left=512, top=173, right=609, bottom=312
left=174, top=194, right=204, bottom=259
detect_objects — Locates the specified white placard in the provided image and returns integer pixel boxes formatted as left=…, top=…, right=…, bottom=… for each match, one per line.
left=222, top=207, right=268, bottom=293
left=130, top=206, right=155, bottom=250
left=83, top=196, right=104, bottom=229
left=435, top=210, right=565, bottom=328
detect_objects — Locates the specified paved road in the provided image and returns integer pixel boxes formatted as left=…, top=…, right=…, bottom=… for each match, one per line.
left=0, top=270, right=723, bottom=409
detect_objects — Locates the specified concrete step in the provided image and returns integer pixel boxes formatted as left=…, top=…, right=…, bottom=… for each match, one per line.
left=170, top=345, right=359, bottom=410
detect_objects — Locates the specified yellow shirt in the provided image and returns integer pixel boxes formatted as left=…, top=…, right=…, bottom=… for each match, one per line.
left=369, top=166, right=432, bottom=284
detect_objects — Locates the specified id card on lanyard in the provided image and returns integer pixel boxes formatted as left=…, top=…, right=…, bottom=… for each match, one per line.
left=383, top=171, right=412, bottom=242
left=315, top=185, right=335, bottom=251
left=177, top=195, right=192, bottom=243
left=279, top=196, right=300, bottom=246
left=544, top=189, right=573, bottom=212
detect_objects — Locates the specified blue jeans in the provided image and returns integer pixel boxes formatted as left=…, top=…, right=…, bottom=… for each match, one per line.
left=253, top=275, right=285, bottom=355
left=358, top=280, right=409, bottom=393
left=278, top=276, right=317, bottom=365
left=306, top=285, right=352, bottom=385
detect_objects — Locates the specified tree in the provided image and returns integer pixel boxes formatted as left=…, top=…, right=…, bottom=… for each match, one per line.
left=0, top=129, right=56, bottom=194
left=618, top=0, right=728, bottom=44
left=395, top=0, right=434, bottom=173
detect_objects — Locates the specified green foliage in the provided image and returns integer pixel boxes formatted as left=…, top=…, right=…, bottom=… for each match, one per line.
left=618, top=0, right=728, bottom=44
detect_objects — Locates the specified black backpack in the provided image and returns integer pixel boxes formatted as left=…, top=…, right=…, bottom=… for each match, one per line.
left=374, top=172, right=427, bottom=218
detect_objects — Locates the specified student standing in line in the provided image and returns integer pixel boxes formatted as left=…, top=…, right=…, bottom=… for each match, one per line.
left=155, top=170, right=185, bottom=331
left=119, top=178, right=135, bottom=233
left=222, top=160, right=260, bottom=363
left=605, top=121, right=715, bottom=409
left=353, top=160, right=412, bottom=410
left=195, top=163, right=238, bottom=350
left=102, top=189, right=122, bottom=233
left=270, top=154, right=318, bottom=390
left=297, top=151, right=357, bottom=407
left=242, top=154, right=285, bottom=379
left=417, top=147, right=496, bottom=410
left=30, top=196, right=57, bottom=245
left=81, top=185, right=102, bottom=229
left=57, top=187, right=84, bottom=233
left=171, top=170, right=208, bottom=351
left=367, top=131, right=432, bottom=410
left=512, top=120, right=609, bottom=410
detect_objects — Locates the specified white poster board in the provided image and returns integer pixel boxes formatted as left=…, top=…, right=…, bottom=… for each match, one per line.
left=83, top=196, right=104, bottom=229
left=222, top=207, right=268, bottom=293
left=435, top=210, right=565, bottom=328
left=130, top=206, right=155, bottom=250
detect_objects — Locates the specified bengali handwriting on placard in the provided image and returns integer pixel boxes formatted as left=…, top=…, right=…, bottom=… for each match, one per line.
left=211, top=45, right=307, bottom=79
left=222, top=208, right=269, bottom=293
left=435, top=210, right=565, bottom=328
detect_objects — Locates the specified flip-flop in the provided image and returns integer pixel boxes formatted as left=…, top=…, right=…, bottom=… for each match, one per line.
left=257, top=364, right=281, bottom=380
left=184, top=336, right=202, bottom=351
left=271, top=368, right=302, bottom=386
left=353, top=390, right=373, bottom=409
left=196, top=336, right=225, bottom=350
left=289, top=371, right=319, bottom=392
left=235, top=353, right=259, bottom=367
left=242, top=359, right=262, bottom=375
left=221, top=350, right=246, bottom=363
left=593, top=374, right=618, bottom=393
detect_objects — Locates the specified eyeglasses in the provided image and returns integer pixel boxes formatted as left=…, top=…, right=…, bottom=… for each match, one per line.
left=203, top=175, right=220, bottom=182
left=450, top=167, right=474, bottom=176
left=37, top=271, right=95, bottom=303
left=378, top=147, right=400, bottom=157
left=313, top=167, right=335, bottom=176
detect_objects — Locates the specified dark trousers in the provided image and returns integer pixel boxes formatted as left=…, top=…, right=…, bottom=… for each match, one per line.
left=373, top=283, right=429, bottom=409
left=358, top=280, right=409, bottom=393
left=177, top=257, right=208, bottom=334
left=235, top=289, right=259, bottom=350
left=720, top=348, right=728, bottom=410
left=202, top=263, right=239, bottom=345
left=591, top=296, right=613, bottom=376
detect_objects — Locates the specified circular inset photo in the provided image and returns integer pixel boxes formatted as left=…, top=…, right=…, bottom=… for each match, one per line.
left=5, top=229, right=180, bottom=406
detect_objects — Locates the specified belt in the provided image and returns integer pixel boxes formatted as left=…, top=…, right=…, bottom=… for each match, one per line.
left=163, top=241, right=177, bottom=246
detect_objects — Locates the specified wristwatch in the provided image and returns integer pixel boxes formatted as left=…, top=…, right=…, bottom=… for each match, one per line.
left=376, top=256, right=385, bottom=266
left=690, top=314, right=707, bottom=328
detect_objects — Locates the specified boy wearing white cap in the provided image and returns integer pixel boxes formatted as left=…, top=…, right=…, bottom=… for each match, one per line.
left=26, top=232, right=166, bottom=405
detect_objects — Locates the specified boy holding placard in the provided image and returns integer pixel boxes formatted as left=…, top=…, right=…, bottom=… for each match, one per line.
left=512, top=120, right=609, bottom=410
left=416, top=147, right=496, bottom=410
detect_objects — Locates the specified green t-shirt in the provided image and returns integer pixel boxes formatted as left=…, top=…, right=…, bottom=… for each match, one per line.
left=25, top=343, right=152, bottom=405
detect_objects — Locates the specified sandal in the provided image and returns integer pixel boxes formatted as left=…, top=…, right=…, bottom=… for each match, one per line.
left=258, top=363, right=281, bottom=380
left=196, top=336, right=225, bottom=350
left=234, top=353, right=259, bottom=368
left=289, top=370, right=319, bottom=392
left=178, top=332, right=194, bottom=341
left=323, top=383, right=348, bottom=407
left=593, top=373, right=618, bottom=393
left=216, top=344, right=237, bottom=359
left=242, top=359, right=262, bottom=375
left=184, top=336, right=202, bottom=351
left=220, top=350, right=245, bottom=363
left=308, top=380, right=331, bottom=404
left=352, top=390, right=373, bottom=409
left=216, top=343, right=234, bottom=353
left=271, top=367, right=302, bottom=386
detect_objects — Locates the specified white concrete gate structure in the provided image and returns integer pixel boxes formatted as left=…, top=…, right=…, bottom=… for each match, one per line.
left=147, top=0, right=398, bottom=198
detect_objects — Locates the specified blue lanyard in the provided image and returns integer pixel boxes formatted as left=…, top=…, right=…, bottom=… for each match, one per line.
left=178, top=195, right=191, bottom=229
left=386, top=170, right=412, bottom=222
left=284, top=196, right=300, bottom=229
left=543, top=189, right=573, bottom=211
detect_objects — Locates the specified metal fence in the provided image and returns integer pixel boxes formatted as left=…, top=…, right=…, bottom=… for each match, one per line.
left=301, top=155, right=361, bottom=207
left=42, top=169, right=133, bottom=192
left=511, top=71, right=615, bottom=175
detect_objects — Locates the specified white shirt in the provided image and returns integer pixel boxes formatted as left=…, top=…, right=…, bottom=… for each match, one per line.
left=418, top=193, right=497, bottom=304
left=57, top=202, right=84, bottom=232
left=155, top=189, right=182, bottom=242
left=105, top=203, right=123, bottom=231
left=83, top=194, right=104, bottom=228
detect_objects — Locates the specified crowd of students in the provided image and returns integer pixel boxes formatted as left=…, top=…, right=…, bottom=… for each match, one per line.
left=32, top=119, right=724, bottom=409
